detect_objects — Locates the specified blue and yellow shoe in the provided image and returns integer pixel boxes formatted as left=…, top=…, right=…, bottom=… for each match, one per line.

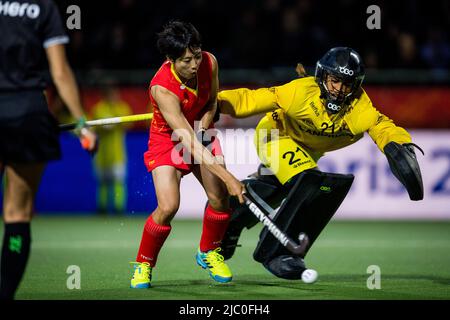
left=130, top=262, right=152, bottom=288
left=195, top=247, right=232, bottom=283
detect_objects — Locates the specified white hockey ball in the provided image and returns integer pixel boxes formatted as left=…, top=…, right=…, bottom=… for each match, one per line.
left=301, top=269, right=318, bottom=284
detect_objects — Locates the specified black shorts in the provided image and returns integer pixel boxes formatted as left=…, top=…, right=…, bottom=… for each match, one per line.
left=0, top=90, right=61, bottom=164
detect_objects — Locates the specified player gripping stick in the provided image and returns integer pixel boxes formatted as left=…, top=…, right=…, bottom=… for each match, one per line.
left=130, top=21, right=245, bottom=289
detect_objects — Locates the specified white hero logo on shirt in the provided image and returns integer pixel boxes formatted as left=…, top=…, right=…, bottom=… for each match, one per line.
left=0, top=1, right=40, bottom=19
left=339, top=66, right=354, bottom=76
left=327, top=102, right=341, bottom=111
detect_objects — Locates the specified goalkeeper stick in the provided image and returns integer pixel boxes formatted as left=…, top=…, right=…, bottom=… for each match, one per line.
left=59, top=113, right=154, bottom=131
left=243, top=183, right=309, bottom=256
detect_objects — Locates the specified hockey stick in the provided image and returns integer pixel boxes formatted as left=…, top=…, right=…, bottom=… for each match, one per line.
left=59, top=113, right=154, bottom=131
left=243, top=183, right=309, bottom=256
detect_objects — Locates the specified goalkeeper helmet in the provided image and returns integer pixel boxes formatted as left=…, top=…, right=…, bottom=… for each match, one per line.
left=315, top=47, right=365, bottom=114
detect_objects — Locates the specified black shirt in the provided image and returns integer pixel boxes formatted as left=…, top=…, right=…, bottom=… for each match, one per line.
left=0, top=0, right=69, bottom=91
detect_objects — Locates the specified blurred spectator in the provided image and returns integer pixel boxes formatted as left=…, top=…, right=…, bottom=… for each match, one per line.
left=66, top=31, right=87, bottom=69
left=104, top=23, right=132, bottom=68
left=363, top=49, right=379, bottom=69
left=91, top=85, right=132, bottom=214
left=396, top=33, right=422, bottom=68
left=231, top=9, right=266, bottom=67
left=278, top=7, right=302, bottom=65
left=421, top=28, right=450, bottom=70
left=54, top=0, right=448, bottom=70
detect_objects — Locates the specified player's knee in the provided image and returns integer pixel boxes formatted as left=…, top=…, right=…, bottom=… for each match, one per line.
left=3, top=188, right=34, bottom=222
left=207, top=192, right=229, bottom=212
left=3, top=203, right=32, bottom=223
left=156, top=201, right=179, bottom=220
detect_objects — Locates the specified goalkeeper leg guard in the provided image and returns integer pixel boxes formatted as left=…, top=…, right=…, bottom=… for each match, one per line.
left=220, top=176, right=285, bottom=260
left=253, top=171, right=354, bottom=279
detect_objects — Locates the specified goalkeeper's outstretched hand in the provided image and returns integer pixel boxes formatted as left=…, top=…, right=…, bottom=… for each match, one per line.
left=384, top=141, right=424, bottom=201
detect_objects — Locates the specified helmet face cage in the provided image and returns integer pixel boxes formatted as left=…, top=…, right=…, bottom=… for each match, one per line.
left=315, top=47, right=365, bottom=114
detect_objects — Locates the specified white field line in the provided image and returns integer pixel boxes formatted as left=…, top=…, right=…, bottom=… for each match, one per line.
left=31, top=239, right=450, bottom=250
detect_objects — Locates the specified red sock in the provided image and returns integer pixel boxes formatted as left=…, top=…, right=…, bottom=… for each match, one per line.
left=199, top=204, right=231, bottom=252
left=136, top=215, right=171, bottom=267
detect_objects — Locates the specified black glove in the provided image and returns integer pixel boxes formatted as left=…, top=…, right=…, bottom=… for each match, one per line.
left=213, top=107, right=221, bottom=123
left=403, top=143, right=424, bottom=157
left=384, top=142, right=425, bottom=201
left=196, top=128, right=216, bottom=152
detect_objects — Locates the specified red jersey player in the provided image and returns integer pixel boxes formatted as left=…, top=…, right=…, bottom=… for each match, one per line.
left=130, top=21, right=245, bottom=288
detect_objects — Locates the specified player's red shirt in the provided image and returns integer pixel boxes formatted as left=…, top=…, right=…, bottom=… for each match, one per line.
left=144, top=51, right=222, bottom=173
left=149, top=51, right=213, bottom=138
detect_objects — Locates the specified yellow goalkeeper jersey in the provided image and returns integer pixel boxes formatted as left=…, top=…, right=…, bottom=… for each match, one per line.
left=91, top=99, right=132, bottom=167
left=218, top=76, right=411, bottom=156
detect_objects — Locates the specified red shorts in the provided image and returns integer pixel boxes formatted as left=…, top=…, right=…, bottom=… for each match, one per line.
left=144, top=133, right=224, bottom=175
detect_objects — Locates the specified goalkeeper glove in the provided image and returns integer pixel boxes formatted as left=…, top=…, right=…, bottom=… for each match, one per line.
left=196, top=128, right=216, bottom=152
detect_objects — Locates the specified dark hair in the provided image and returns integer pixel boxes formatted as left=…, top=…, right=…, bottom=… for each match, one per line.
left=156, top=20, right=202, bottom=61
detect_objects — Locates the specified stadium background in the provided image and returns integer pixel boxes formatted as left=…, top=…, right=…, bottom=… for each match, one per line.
left=2, top=0, right=449, bottom=218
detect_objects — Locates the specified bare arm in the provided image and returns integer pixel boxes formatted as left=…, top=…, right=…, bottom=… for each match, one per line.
left=45, top=44, right=84, bottom=119
left=198, top=53, right=219, bottom=130
left=45, top=44, right=97, bottom=151
left=152, top=85, right=244, bottom=203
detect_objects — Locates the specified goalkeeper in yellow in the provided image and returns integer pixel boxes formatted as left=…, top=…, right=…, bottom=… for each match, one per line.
left=91, top=86, right=132, bottom=214
left=216, top=47, right=424, bottom=281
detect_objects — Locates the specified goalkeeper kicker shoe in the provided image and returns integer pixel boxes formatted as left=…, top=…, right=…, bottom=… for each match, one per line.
left=196, top=247, right=232, bottom=283
left=130, top=262, right=152, bottom=288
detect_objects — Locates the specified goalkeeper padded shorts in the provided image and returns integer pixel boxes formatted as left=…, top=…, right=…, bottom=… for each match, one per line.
left=254, top=116, right=319, bottom=185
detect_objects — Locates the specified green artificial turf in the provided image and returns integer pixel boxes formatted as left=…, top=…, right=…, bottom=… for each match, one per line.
left=3, top=216, right=449, bottom=300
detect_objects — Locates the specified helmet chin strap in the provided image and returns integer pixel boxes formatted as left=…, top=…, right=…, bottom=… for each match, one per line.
left=325, top=99, right=342, bottom=114
left=321, top=79, right=354, bottom=114
left=322, top=80, right=343, bottom=113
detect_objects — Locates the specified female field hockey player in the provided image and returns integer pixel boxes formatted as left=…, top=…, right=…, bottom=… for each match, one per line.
left=130, top=21, right=245, bottom=288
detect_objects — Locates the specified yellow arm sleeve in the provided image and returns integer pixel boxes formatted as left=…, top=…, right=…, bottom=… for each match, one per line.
left=217, top=79, right=306, bottom=118
left=368, top=113, right=412, bottom=152
left=217, top=88, right=278, bottom=118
